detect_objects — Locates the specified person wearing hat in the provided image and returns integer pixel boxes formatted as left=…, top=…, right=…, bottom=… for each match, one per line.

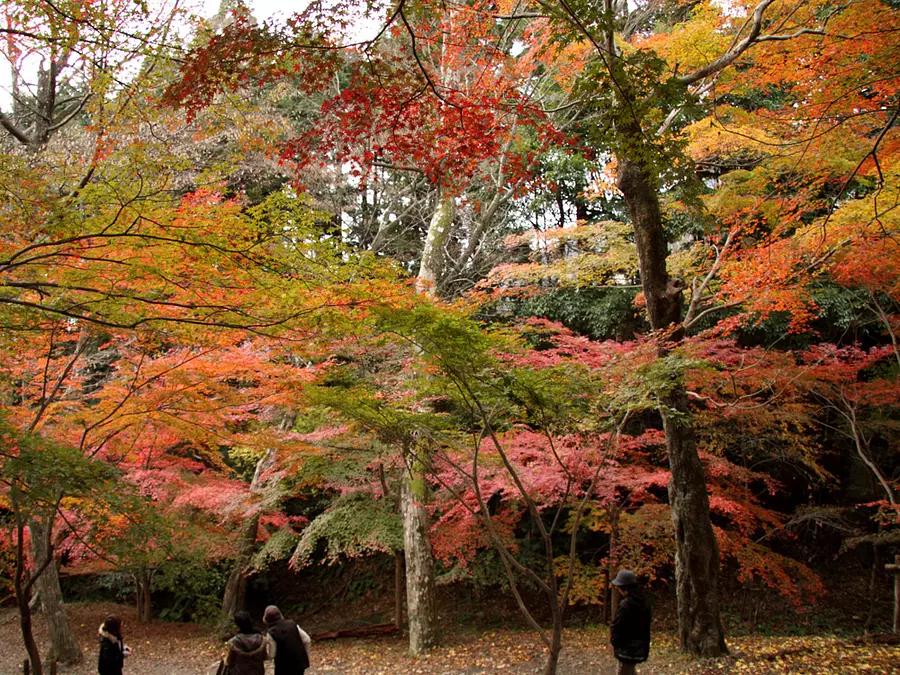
left=263, top=605, right=311, bottom=675
left=609, top=569, right=651, bottom=675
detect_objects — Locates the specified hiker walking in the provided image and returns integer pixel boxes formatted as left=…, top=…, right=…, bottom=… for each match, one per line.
left=224, top=611, right=267, bottom=675
left=263, top=605, right=311, bottom=675
left=610, top=569, right=651, bottom=675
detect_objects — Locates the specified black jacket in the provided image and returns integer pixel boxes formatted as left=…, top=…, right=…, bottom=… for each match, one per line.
left=226, top=632, right=267, bottom=675
left=268, top=619, right=310, bottom=674
left=610, top=592, right=651, bottom=663
left=97, top=628, right=124, bottom=675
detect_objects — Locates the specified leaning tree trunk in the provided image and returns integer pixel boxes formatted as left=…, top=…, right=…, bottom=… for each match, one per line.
left=221, top=447, right=278, bottom=617
left=29, top=520, right=82, bottom=665
left=617, top=156, right=727, bottom=657
left=221, top=514, right=260, bottom=617
left=400, top=471, right=438, bottom=654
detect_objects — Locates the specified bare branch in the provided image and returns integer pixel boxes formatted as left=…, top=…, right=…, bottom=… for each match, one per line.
left=0, top=110, right=32, bottom=146
left=679, top=0, right=776, bottom=86
left=684, top=229, right=737, bottom=329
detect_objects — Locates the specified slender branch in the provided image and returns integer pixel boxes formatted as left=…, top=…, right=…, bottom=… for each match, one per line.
left=29, top=331, right=88, bottom=432
left=47, top=94, right=92, bottom=132
left=684, top=229, right=737, bottom=329
left=814, top=100, right=900, bottom=243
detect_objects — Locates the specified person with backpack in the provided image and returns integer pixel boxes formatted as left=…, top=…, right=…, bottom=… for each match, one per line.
left=610, top=569, right=651, bottom=675
left=224, top=611, right=267, bottom=675
left=263, top=605, right=311, bottom=675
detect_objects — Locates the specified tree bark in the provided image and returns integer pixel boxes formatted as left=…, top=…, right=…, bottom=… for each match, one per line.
left=134, top=567, right=153, bottom=623
left=544, top=623, right=562, bottom=675
left=397, top=192, right=450, bottom=655
left=415, top=192, right=456, bottom=295
left=394, top=551, right=405, bottom=630
left=15, top=515, right=44, bottom=675
left=400, top=475, right=438, bottom=654
left=222, top=447, right=278, bottom=617
left=608, top=505, right=621, bottom=622
left=29, top=520, right=82, bottom=665
left=617, top=156, right=727, bottom=657
left=222, top=514, right=260, bottom=617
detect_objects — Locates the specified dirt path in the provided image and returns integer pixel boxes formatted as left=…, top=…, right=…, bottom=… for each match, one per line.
left=2, top=603, right=897, bottom=674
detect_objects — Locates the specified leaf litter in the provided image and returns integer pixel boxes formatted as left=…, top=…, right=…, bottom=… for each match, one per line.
left=1, top=603, right=897, bottom=674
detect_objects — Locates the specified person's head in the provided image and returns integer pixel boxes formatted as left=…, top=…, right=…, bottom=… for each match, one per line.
left=263, top=605, right=284, bottom=626
left=233, top=611, right=254, bottom=634
left=102, top=615, right=122, bottom=637
left=611, top=569, right=638, bottom=596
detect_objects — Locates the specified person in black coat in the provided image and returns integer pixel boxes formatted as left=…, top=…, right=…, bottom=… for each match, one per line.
left=97, top=615, right=129, bottom=675
left=610, top=569, right=651, bottom=675
left=263, top=605, right=311, bottom=675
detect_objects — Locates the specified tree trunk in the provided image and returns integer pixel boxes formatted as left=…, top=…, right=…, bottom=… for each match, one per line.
left=400, top=475, right=438, bottom=654
left=394, top=551, right=405, bottom=630
left=397, top=192, right=450, bottom=655
left=222, top=448, right=278, bottom=618
left=617, top=156, right=727, bottom=657
left=16, top=526, right=44, bottom=675
left=134, top=568, right=153, bottom=623
left=415, top=192, right=456, bottom=296
left=29, top=520, right=82, bottom=665
left=608, top=505, right=621, bottom=622
left=221, top=514, right=260, bottom=617
left=544, top=618, right=562, bottom=675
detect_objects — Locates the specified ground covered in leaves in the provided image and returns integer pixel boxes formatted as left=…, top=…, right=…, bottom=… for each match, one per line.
left=1, top=603, right=897, bottom=674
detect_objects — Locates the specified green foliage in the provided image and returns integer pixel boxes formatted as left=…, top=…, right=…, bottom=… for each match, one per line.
left=225, top=446, right=266, bottom=482
left=0, top=419, right=121, bottom=512
left=60, top=571, right=136, bottom=605
left=515, top=287, right=643, bottom=340
left=291, top=491, right=403, bottom=567
left=436, top=547, right=525, bottom=591
left=250, top=527, right=301, bottom=571
left=151, top=556, right=228, bottom=624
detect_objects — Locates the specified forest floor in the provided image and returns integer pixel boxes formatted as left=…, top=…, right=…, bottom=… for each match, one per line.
left=1, top=602, right=898, bottom=675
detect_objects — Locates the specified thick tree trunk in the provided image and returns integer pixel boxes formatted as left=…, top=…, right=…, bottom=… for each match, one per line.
left=29, top=521, right=82, bottom=665
left=397, top=192, right=450, bottom=654
left=617, top=156, right=727, bottom=657
left=222, top=514, right=260, bottom=617
left=222, top=448, right=278, bottom=618
left=400, top=475, right=437, bottom=654
left=662, top=388, right=727, bottom=655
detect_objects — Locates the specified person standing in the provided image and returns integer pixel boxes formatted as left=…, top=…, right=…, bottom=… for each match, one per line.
left=610, top=569, right=651, bottom=675
left=224, top=611, right=267, bottom=675
left=97, top=615, right=130, bottom=675
left=263, top=605, right=311, bottom=675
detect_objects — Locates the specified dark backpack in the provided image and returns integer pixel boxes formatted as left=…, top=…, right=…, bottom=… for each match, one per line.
left=268, top=619, right=310, bottom=673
